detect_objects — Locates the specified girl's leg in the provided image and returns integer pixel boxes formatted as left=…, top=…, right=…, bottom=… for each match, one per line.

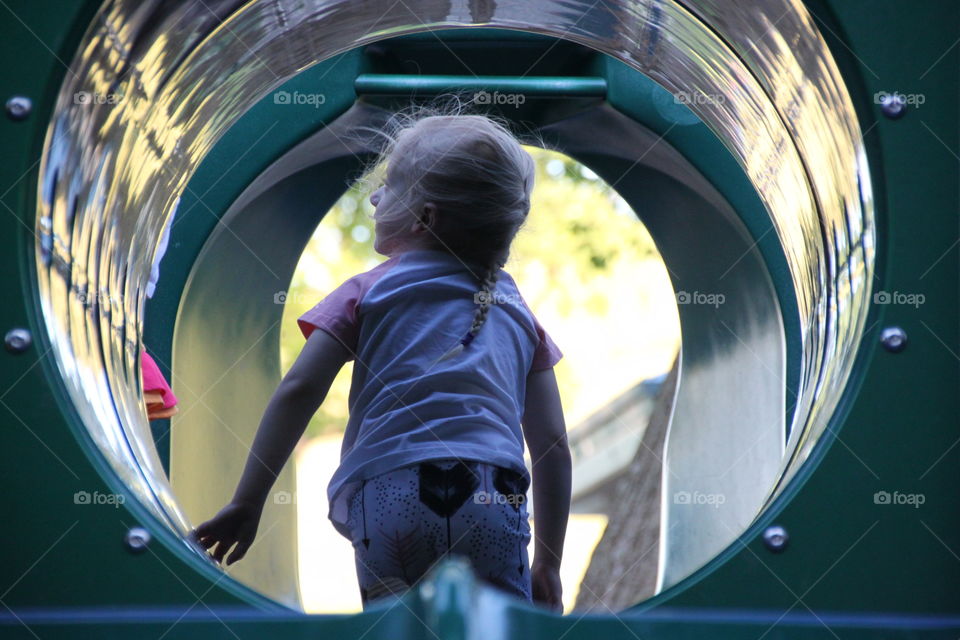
left=346, top=459, right=533, bottom=607
left=420, top=460, right=533, bottom=602
left=450, top=464, right=532, bottom=602
left=345, top=466, right=437, bottom=607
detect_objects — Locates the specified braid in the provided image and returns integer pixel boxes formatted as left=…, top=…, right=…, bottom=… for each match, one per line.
left=469, top=263, right=501, bottom=337
left=434, top=258, right=505, bottom=363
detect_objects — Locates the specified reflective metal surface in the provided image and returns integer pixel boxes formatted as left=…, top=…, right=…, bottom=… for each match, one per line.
left=35, top=0, right=874, bottom=602
left=539, top=102, right=786, bottom=594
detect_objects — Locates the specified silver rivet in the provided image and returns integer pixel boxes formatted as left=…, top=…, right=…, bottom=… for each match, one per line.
left=879, top=92, right=906, bottom=119
left=124, top=526, right=151, bottom=553
left=420, top=581, right=435, bottom=600
left=762, top=525, right=789, bottom=552
left=5, top=96, right=32, bottom=121
left=880, top=326, right=907, bottom=353
left=4, top=328, right=32, bottom=354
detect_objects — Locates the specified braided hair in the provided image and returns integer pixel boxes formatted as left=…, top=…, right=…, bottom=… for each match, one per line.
left=435, top=259, right=505, bottom=362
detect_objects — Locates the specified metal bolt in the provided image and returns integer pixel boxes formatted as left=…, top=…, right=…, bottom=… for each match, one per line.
left=879, top=92, right=906, bottom=119
left=4, top=328, right=32, bottom=354
left=880, top=326, right=907, bottom=353
left=124, top=526, right=151, bottom=553
left=762, top=525, right=789, bottom=553
left=420, top=581, right=436, bottom=600
left=5, top=95, right=32, bottom=121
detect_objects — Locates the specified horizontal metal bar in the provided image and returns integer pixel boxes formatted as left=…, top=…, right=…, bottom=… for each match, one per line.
left=354, top=74, right=607, bottom=97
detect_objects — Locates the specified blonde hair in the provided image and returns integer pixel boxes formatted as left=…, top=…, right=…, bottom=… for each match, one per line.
left=356, top=95, right=540, bottom=361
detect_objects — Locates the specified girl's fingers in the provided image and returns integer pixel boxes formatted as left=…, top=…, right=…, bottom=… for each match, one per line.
left=192, top=521, right=215, bottom=539
left=197, top=535, right=218, bottom=550
left=225, top=542, right=250, bottom=565
left=212, top=539, right=235, bottom=564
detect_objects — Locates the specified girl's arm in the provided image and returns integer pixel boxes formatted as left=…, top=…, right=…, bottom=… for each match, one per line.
left=231, top=329, right=352, bottom=507
left=521, top=366, right=571, bottom=610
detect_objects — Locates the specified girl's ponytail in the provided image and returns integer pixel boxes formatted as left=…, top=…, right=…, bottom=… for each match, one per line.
left=435, top=259, right=504, bottom=363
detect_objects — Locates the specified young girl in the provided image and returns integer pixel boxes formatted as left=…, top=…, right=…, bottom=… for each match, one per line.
left=191, top=105, right=571, bottom=613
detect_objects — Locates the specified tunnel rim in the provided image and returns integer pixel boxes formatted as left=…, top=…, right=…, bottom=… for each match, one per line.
left=32, top=0, right=876, bottom=612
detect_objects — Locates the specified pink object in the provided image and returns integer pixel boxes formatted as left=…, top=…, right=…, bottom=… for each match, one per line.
left=297, top=256, right=401, bottom=355
left=141, top=349, right=178, bottom=409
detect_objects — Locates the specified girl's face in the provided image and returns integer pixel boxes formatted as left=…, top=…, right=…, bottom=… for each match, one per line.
left=369, top=161, right=435, bottom=256
left=369, top=172, right=404, bottom=256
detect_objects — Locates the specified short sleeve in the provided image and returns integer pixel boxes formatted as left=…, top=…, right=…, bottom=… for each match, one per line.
left=297, top=276, right=363, bottom=358
left=501, top=271, right=564, bottom=372
left=530, top=313, right=563, bottom=371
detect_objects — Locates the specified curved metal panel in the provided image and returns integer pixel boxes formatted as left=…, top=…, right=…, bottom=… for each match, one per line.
left=171, top=102, right=390, bottom=605
left=538, top=104, right=785, bottom=591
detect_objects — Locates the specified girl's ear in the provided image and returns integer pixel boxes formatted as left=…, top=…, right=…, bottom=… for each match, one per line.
left=412, top=202, right=438, bottom=234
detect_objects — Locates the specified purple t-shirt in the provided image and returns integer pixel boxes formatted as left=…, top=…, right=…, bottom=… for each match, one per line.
left=297, top=248, right=563, bottom=538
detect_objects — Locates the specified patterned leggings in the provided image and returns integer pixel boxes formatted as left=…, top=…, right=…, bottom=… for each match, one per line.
left=344, top=458, right=532, bottom=607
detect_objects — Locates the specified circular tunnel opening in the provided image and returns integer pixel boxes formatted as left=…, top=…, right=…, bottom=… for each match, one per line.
left=169, top=92, right=793, bottom=611
left=35, top=1, right=875, bottom=615
left=274, top=145, right=679, bottom=612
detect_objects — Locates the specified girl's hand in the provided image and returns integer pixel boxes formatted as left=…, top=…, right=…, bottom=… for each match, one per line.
left=189, top=501, right=263, bottom=566
left=531, top=560, right=563, bottom=613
